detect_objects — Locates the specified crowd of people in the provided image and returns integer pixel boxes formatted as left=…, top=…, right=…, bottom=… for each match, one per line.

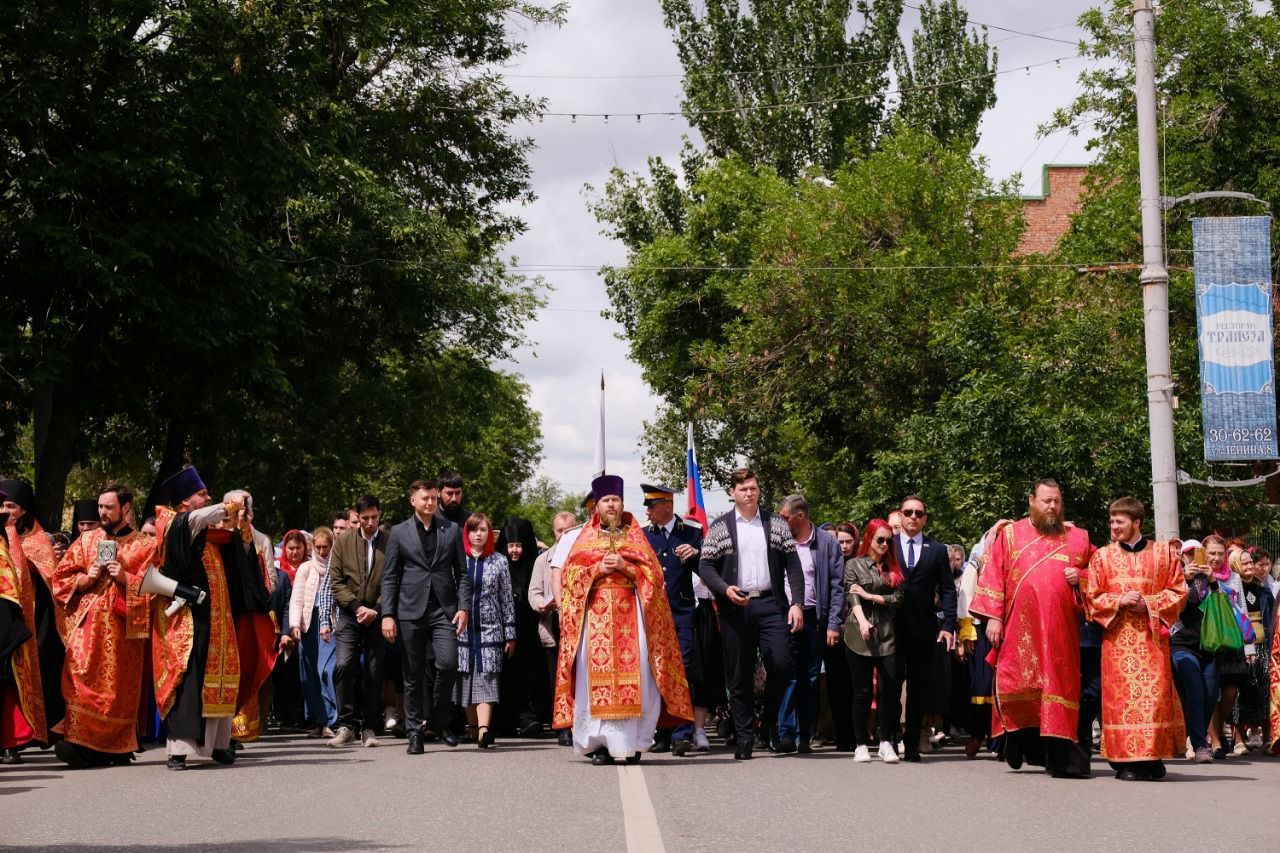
left=2, top=466, right=1279, bottom=782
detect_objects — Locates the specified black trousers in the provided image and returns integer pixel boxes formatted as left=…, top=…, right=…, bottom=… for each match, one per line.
left=1079, top=646, right=1102, bottom=754
left=846, top=647, right=901, bottom=746
left=897, top=631, right=938, bottom=757
left=719, top=597, right=796, bottom=748
left=334, top=615, right=386, bottom=732
left=823, top=641, right=855, bottom=748
left=400, top=604, right=458, bottom=736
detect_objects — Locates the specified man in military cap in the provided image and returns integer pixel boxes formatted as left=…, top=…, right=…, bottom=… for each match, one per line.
left=641, top=483, right=703, bottom=756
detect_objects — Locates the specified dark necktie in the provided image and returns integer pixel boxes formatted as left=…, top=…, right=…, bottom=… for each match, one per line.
left=907, top=538, right=917, bottom=571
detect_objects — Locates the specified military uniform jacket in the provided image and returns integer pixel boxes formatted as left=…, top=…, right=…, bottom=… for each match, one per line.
left=644, top=517, right=703, bottom=620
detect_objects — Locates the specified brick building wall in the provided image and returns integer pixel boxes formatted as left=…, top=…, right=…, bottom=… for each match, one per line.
left=1015, top=165, right=1089, bottom=256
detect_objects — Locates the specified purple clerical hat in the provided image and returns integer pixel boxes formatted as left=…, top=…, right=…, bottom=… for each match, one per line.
left=591, top=474, right=624, bottom=503
left=162, top=467, right=207, bottom=505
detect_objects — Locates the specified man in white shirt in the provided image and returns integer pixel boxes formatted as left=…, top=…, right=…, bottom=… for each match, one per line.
left=696, top=468, right=804, bottom=761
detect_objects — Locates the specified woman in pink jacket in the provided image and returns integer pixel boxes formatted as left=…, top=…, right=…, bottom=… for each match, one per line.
left=290, top=527, right=335, bottom=738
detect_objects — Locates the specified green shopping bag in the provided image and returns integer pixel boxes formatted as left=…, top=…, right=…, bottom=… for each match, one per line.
left=1199, top=590, right=1244, bottom=652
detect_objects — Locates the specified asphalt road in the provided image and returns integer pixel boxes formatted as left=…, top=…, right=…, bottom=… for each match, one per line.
left=3, top=731, right=1277, bottom=852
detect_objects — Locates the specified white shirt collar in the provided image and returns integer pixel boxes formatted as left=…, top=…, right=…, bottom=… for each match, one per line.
left=734, top=508, right=762, bottom=525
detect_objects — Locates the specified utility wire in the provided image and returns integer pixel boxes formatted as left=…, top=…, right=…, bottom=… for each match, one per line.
left=902, top=2, right=1082, bottom=46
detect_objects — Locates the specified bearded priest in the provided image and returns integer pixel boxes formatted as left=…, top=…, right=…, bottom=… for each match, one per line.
left=970, top=478, right=1096, bottom=779
left=553, top=475, right=693, bottom=765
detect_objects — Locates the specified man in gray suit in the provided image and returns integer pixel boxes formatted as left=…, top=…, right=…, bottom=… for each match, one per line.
left=381, top=480, right=471, bottom=755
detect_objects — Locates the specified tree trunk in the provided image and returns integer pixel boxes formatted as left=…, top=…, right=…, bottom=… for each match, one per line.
left=32, top=381, right=82, bottom=531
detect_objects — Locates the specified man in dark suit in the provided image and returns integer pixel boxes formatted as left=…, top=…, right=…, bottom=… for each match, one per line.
left=380, top=480, right=470, bottom=755
left=776, top=494, right=846, bottom=754
left=641, top=483, right=703, bottom=756
left=329, top=495, right=389, bottom=748
left=697, top=467, right=804, bottom=761
left=893, top=494, right=957, bottom=761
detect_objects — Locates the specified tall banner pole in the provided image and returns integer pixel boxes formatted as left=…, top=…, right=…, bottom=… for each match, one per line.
left=1133, top=0, right=1180, bottom=539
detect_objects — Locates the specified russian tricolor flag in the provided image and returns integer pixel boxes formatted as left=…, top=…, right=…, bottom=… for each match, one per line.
left=686, top=422, right=708, bottom=532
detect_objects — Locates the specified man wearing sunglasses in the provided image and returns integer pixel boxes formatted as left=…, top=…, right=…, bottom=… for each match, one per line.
left=894, top=496, right=957, bottom=762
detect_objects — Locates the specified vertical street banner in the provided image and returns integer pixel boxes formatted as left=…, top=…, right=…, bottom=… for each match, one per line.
left=1193, top=215, right=1279, bottom=461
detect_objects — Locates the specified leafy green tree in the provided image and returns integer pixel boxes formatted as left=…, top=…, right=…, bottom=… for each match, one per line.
left=892, top=0, right=997, bottom=148
left=0, top=0, right=561, bottom=527
left=658, top=0, right=996, bottom=178
left=1045, top=0, right=1280, bottom=533
left=509, top=475, right=588, bottom=545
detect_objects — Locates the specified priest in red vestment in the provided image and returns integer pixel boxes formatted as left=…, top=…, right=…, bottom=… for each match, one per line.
left=1, top=478, right=67, bottom=741
left=1083, top=496, right=1186, bottom=781
left=553, top=475, right=693, bottom=765
left=970, top=478, right=1096, bottom=778
left=152, top=468, right=272, bottom=771
left=50, top=482, right=157, bottom=768
left=0, top=483, right=46, bottom=764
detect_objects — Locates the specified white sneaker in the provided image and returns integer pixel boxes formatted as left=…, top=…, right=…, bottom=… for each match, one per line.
left=878, top=741, right=900, bottom=764
left=853, top=745, right=871, bottom=763
left=897, top=740, right=906, bottom=757
left=1185, top=737, right=1195, bottom=761
left=383, top=705, right=398, bottom=733
left=328, top=726, right=355, bottom=748
left=694, top=730, right=711, bottom=752
left=361, top=728, right=379, bottom=748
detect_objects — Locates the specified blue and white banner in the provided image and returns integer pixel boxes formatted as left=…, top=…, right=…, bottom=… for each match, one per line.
left=1193, top=215, right=1278, bottom=461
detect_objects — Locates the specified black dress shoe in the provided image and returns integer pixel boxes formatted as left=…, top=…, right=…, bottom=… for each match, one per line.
left=903, top=752, right=922, bottom=763
left=1115, top=769, right=1140, bottom=781
left=1004, top=738, right=1024, bottom=770
left=734, top=746, right=753, bottom=761
left=591, top=749, right=616, bottom=766
left=478, top=728, right=495, bottom=749
left=797, top=740, right=813, bottom=755
left=210, top=748, right=236, bottom=765
left=54, top=740, right=89, bottom=769
left=406, top=733, right=424, bottom=755
left=650, top=739, right=672, bottom=754
left=625, top=753, right=642, bottom=765
left=1049, top=768, right=1090, bottom=779
left=671, top=737, right=693, bottom=757
left=439, top=730, right=459, bottom=748
left=776, top=737, right=797, bottom=754
left=166, top=755, right=187, bottom=771
left=518, top=721, right=543, bottom=737
left=557, top=729, right=573, bottom=747
left=1147, top=762, right=1167, bottom=780
left=0, top=748, right=22, bottom=765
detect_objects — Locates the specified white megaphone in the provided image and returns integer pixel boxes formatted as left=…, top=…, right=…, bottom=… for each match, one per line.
left=139, top=565, right=208, bottom=618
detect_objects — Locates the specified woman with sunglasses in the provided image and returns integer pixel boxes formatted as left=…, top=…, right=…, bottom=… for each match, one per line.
left=842, top=518, right=905, bottom=763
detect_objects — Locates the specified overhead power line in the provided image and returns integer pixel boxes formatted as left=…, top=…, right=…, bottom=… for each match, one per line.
left=901, top=2, right=1082, bottom=46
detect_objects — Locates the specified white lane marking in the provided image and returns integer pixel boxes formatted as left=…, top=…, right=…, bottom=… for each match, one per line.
left=617, top=764, right=666, bottom=853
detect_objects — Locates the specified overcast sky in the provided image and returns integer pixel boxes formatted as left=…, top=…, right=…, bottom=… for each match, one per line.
left=495, top=0, right=1101, bottom=516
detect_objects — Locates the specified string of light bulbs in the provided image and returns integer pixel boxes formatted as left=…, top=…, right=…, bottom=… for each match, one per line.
left=445, top=54, right=1082, bottom=124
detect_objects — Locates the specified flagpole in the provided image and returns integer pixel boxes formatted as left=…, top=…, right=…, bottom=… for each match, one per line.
left=593, top=372, right=606, bottom=479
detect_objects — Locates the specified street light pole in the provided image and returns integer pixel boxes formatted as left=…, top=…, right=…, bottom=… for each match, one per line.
left=1133, top=0, right=1180, bottom=539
